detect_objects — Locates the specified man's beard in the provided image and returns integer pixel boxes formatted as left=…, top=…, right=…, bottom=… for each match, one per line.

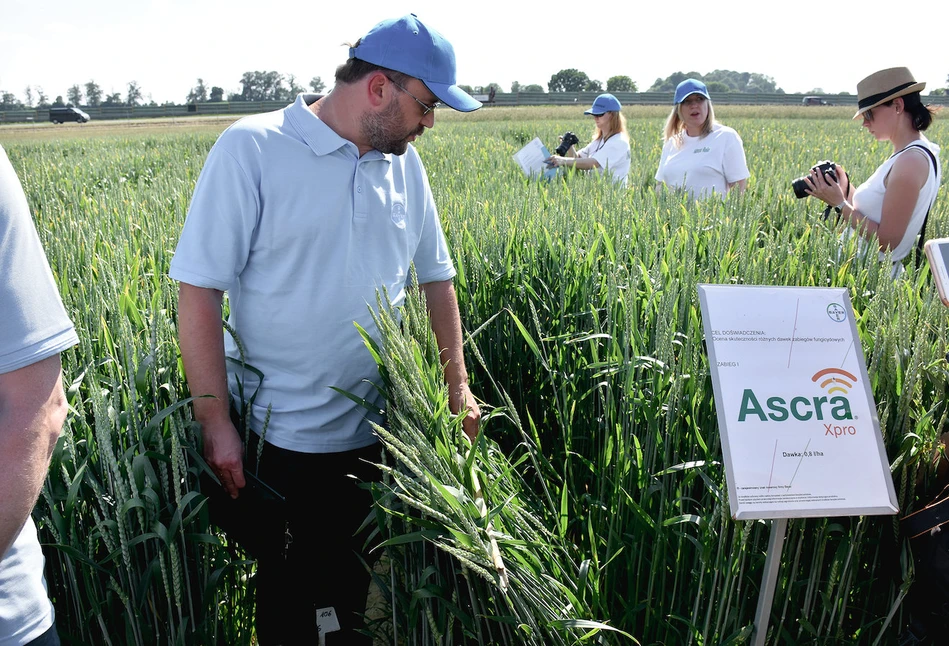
left=362, top=98, right=424, bottom=155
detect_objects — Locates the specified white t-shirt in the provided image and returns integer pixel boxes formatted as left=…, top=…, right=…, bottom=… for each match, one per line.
left=578, top=134, right=631, bottom=187
left=1, top=145, right=78, bottom=645
left=848, top=136, right=942, bottom=271
left=655, top=123, right=750, bottom=199
left=170, top=94, right=456, bottom=453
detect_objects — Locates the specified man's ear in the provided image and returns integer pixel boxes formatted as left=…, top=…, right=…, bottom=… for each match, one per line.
left=366, top=71, right=389, bottom=108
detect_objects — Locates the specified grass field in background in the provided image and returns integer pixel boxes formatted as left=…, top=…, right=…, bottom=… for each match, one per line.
left=2, top=105, right=947, bottom=645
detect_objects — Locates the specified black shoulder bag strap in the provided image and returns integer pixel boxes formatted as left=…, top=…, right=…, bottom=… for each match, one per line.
left=898, top=144, right=939, bottom=266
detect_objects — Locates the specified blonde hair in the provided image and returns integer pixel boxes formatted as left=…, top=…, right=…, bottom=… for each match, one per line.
left=593, top=111, right=629, bottom=143
left=663, top=99, right=716, bottom=148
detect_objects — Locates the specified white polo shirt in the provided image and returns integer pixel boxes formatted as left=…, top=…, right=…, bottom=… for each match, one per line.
left=655, top=123, right=750, bottom=199
left=170, top=94, right=456, bottom=453
left=1, top=145, right=78, bottom=646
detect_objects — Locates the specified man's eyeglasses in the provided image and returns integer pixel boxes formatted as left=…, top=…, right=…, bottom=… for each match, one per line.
left=387, top=77, right=441, bottom=116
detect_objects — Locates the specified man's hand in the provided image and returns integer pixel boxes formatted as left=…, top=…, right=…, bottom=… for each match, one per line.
left=451, top=382, right=481, bottom=441
left=202, top=417, right=246, bottom=498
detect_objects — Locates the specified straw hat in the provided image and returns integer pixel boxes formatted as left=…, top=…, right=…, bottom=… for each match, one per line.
left=853, top=67, right=926, bottom=119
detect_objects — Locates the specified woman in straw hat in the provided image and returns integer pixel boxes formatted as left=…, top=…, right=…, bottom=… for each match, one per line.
left=805, top=67, right=941, bottom=274
left=546, top=93, right=631, bottom=187
left=655, top=78, right=750, bottom=199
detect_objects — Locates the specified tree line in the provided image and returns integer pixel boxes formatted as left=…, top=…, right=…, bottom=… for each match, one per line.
left=0, top=72, right=328, bottom=111
left=465, top=71, right=949, bottom=96
left=3, top=70, right=947, bottom=111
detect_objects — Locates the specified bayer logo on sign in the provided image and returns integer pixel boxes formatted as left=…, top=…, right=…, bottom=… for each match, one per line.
left=826, top=302, right=847, bottom=322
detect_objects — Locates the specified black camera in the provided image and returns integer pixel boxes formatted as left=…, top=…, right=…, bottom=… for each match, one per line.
left=555, top=132, right=580, bottom=156
left=792, top=160, right=838, bottom=199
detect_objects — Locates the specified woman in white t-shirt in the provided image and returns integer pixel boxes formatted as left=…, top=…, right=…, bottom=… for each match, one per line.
left=655, top=78, right=750, bottom=199
left=545, top=93, right=631, bottom=187
left=803, top=67, right=941, bottom=275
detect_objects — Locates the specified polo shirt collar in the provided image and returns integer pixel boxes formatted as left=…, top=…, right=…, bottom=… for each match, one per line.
left=287, top=93, right=390, bottom=163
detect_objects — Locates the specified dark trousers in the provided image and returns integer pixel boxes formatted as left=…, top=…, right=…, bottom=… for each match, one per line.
left=28, top=624, right=60, bottom=646
left=246, top=433, right=381, bottom=646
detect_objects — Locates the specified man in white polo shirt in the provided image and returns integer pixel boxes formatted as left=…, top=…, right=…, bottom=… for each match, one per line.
left=1, top=146, right=79, bottom=646
left=169, top=14, right=481, bottom=645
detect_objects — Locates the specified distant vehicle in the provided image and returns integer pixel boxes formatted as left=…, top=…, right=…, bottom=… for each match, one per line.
left=802, top=96, right=829, bottom=106
left=49, top=106, right=90, bottom=123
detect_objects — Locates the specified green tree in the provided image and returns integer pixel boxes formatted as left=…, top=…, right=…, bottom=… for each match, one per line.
left=102, top=92, right=123, bottom=106
left=23, top=86, right=34, bottom=107
left=34, top=86, right=49, bottom=108
left=310, top=76, right=325, bottom=93
left=606, top=75, right=636, bottom=92
left=548, top=68, right=589, bottom=92
left=84, top=81, right=102, bottom=106
left=126, top=81, right=142, bottom=106
left=649, top=70, right=783, bottom=93
left=52, top=95, right=65, bottom=107
left=522, top=84, right=544, bottom=92
left=187, top=78, right=208, bottom=103
left=235, top=71, right=292, bottom=101
left=510, top=81, right=521, bottom=93
left=284, top=75, right=305, bottom=100
left=707, top=81, right=730, bottom=93
left=209, top=86, right=224, bottom=102
left=705, top=70, right=781, bottom=93
left=67, top=84, right=83, bottom=106
left=0, top=92, right=22, bottom=109
left=584, top=79, right=603, bottom=92
left=648, top=71, right=703, bottom=92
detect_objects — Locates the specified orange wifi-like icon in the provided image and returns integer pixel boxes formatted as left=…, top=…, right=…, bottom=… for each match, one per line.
left=811, top=368, right=857, bottom=395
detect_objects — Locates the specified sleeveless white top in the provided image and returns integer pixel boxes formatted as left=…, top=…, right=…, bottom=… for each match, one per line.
left=849, top=136, right=941, bottom=270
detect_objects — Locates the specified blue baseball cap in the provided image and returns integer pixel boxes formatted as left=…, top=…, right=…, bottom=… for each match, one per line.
left=349, top=14, right=481, bottom=113
left=584, top=93, right=622, bottom=115
left=674, top=79, right=710, bottom=104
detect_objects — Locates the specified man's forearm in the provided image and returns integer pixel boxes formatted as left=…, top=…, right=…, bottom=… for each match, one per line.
left=0, top=355, right=67, bottom=558
left=420, top=280, right=480, bottom=438
left=177, top=283, right=231, bottom=426
left=420, top=280, right=468, bottom=387
left=178, top=283, right=247, bottom=497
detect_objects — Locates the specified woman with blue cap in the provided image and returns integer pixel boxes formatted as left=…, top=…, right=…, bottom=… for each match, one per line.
left=655, top=78, right=749, bottom=198
left=546, top=93, right=631, bottom=187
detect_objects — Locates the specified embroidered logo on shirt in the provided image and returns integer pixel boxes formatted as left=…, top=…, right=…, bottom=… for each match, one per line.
left=693, top=147, right=711, bottom=154
left=391, top=202, right=407, bottom=229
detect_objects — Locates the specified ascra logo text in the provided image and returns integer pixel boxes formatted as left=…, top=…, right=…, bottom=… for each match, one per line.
left=737, top=368, right=856, bottom=423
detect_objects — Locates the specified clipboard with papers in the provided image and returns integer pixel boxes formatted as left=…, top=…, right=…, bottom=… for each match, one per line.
left=513, top=137, right=560, bottom=180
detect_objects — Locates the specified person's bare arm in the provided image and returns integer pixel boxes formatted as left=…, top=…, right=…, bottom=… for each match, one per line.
left=0, top=355, right=67, bottom=558
left=726, top=178, right=748, bottom=193
left=873, top=151, right=928, bottom=250
left=420, top=280, right=480, bottom=440
left=177, top=282, right=245, bottom=497
left=547, top=155, right=601, bottom=170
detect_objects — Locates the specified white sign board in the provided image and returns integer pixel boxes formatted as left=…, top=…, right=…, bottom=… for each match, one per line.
left=698, top=285, right=898, bottom=520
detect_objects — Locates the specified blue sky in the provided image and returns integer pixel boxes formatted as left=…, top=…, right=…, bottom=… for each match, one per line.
left=2, top=0, right=947, bottom=105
